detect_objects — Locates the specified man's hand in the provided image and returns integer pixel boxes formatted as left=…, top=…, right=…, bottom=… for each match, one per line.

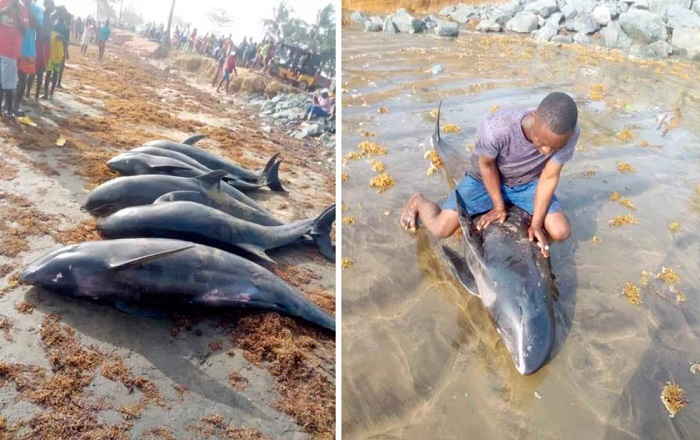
left=528, top=224, right=549, bottom=258
left=477, top=206, right=507, bottom=231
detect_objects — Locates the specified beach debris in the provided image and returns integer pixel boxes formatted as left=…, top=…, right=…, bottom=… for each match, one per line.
left=609, top=214, right=637, bottom=227
left=592, top=236, right=602, bottom=243
left=617, top=162, right=636, bottom=173
left=370, top=160, right=386, bottom=173
left=342, top=217, right=356, bottom=225
left=377, top=107, right=389, bottom=113
left=341, top=172, right=348, bottom=182
left=359, top=129, right=375, bottom=137
left=690, top=364, right=700, bottom=375
left=341, top=258, right=353, bottom=269
left=660, top=382, right=687, bottom=418
left=669, top=222, right=681, bottom=232
left=588, top=84, right=605, bottom=101
left=370, top=173, right=396, bottom=193
left=358, top=141, right=387, bottom=156
left=16, top=116, right=37, bottom=127
left=619, top=198, right=636, bottom=210
left=56, top=137, right=67, bottom=147
left=617, top=128, right=637, bottom=142
left=442, top=124, right=461, bottom=133
left=623, top=282, right=642, bottom=305
left=489, top=105, right=501, bottom=113
left=657, top=267, right=680, bottom=285
left=610, top=191, right=621, bottom=201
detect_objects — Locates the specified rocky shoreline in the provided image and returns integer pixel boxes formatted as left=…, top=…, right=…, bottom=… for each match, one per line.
left=349, top=0, right=700, bottom=61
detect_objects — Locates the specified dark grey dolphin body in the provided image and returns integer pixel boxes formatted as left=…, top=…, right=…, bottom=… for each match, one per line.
left=144, top=135, right=276, bottom=183
left=107, top=152, right=284, bottom=192
left=97, top=201, right=336, bottom=263
left=19, top=238, right=335, bottom=331
left=432, top=101, right=557, bottom=375
left=83, top=171, right=269, bottom=217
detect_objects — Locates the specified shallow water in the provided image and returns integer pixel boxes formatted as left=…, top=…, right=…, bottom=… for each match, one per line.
left=341, top=27, right=700, bottom=439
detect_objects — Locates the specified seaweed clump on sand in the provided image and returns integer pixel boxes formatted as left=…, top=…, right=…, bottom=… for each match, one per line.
left=51, top=218, right=101, bottom=245
left=609, top=214, right=637, bottom=227
left=623, top=282, right=642, bottom=305
left=370, top=173, right=396, bottom=193
left=186, top=415, right=269, bottom=439
left=661, top=382, right=687, bottom=418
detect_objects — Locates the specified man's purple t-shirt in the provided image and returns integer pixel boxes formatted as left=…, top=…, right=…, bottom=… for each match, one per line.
left=468, top=107, right=580, bottom=186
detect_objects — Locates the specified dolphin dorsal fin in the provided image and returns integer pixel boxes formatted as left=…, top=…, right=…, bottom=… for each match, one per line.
left=181, top=134, right=206, bottom=145
left=109, top=244, right=195, bottom=270
left=195, top=170, right=228, bottom=188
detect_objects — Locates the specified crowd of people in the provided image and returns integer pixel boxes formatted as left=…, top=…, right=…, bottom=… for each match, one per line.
left=0, top=0, right=112, bottom=119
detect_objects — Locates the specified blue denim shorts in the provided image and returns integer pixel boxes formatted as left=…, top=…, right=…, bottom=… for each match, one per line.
left=442, top=174, right=562, bottom=216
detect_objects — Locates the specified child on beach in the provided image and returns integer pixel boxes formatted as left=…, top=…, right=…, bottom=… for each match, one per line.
left=216, top=50, right=238, bottom=94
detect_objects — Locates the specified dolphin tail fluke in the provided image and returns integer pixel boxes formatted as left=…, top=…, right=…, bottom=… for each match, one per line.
left=181, top=134, right=206, bottom=145
left=310, top=204, right=336, bottom=262
left=261, top=160, right=286, bottom=192
left=431, top=100, right=442, bottom=147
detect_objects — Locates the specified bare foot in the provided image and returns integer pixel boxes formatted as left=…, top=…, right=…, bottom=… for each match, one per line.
left=400, top=193, right=422, bottom=232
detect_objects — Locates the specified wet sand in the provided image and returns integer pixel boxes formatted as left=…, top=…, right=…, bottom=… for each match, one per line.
left=341, top=26, right=700, bottom=439
left=0, top=31, right=335, bottom=439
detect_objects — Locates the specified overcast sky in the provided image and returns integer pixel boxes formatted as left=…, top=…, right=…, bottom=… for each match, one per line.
left=58, top=0, right=332, bottom=41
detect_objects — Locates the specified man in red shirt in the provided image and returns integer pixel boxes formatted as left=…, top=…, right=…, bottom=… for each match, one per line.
left=216, top=50, right=238, bottom=94
left=0, top=0, right=28, bottom=118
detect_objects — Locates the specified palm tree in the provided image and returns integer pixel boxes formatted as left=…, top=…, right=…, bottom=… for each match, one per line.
left=263, top=0, right=292, bottom=41
left=165, top=0, right=176, bottom=48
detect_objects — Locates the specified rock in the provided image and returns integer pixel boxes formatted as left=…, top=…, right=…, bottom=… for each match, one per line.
left=476, top=19, right=502, bottom=32
left=439, top=5, right=457, bottom=16
left=435, top=19, right=460, bottom=37
left=535, top=22, right=559, bottom=40
left=630, top=40, right=673, bottom=58
left=424, top=15, right=439, bottom=30
left=392, top=8, right=424, bottom=33
left=601, top=21, right=632, bottom=48
left=566, top=0, right=597, bottom=14
left=671, top=26, right=700, bottom=60
left=383, top=15, right=397, bottom=33
left=633, top=0, right=650, bottom=10
left=573, top=31, right=593, bottom=44
left=561, top=4, right=578, bottom=19
left=537, top=15, right=546, bottom=26
left=693, top=1, right=700, bottom=16
left=524, top=0, right=559, bottom=17
left=350, top=11, right=366, bottom=24
left=295, top=123, right=323, bottom=139
left=547, top=12, right=564, bottom=25
left=451, top=4, right=479, bottom=22
left=592, top=5, right=613, bottom=25
left=665, top=5, right=700, bottom=29
left=491, top=7, right=516, bottom=25
left=261, top=125, right=272, bottom=133
left=647, top=0, right=691, bottom=15
left=505, top=12, right=539, bottom=32
left=365, top=16, right=383, bottom=32
left=618, top=9, right=668, bottom=43
left=564, top=13, right=600, bottom=33
left=551, top=34, right=574, bottom=43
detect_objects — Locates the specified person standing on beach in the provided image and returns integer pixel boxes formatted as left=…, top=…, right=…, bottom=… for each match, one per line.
left=0, top=0, right=28, bottom=118
left=25, top=0, right=52, bottom=101
left=80, top=17, right=94, bottom=56
left=41, top=13, right=67, bottom=99
left=54, top=10, right=69, bottom=89
left=97, top=19, right=109, bottom=61
left=216, top=50, right=238, bottom=94
left=14, top=0, right=41, bottom=116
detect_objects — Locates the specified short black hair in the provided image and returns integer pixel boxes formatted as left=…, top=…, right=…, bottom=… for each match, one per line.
left=536, top=92, right=578, bottom=135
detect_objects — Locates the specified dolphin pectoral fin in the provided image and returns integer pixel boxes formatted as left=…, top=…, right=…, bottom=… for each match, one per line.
left=195, top=170, right=228, bottom=189
left=431, top=100, right=442, bottom=147
left=154, top=191, right=202, bottom=204
left=440, top=245, right=478, bottom=296
left=114, top=300, right=167, bottom=319
left=237, top=243, right=277, bottom=265
left=181, top=134, right=206, bottom=145
left=109, top=244, right=195, bottom=270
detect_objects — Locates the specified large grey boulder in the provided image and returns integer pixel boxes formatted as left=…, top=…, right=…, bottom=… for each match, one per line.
left=439, top=6, right=456, bottom=16
left=350, top=11, right=366, bottom=24
left=646, top=0, right=691, bottom=15
left=601, top=21, right=632, bottom=48
left=451, top=4, right=479, bottom=23
left=524, top=0, right=559, bottom=17
left=672, top=26, right=700, bottom=60
left=547, top=11, right=564, bottom=25
left=392, top=9, right=424, bottom=33
left=551, top=34, right=574, bottom=43
left=476, top=19, right=503, bottom=32
left=618, top=9, right=668, bottom=43
left=566, top=0, right=597, bottom=14
left=561, top=4, right=578, bottom=19
left=630, top=40, right=673, bottom=59
left=364, top=17, right=383, bottom=32
left=535, top=22, right=559, bottom=40
left=633, top=0, right=650, bottom=9
left=564, top=13, right=600, bottom=33
left=592, top=5, right=613, bottom=25
left=383, top=15, right=397, bottom=33
left=505, top=12, right=539, bottom=32
left=435, top=19, right=460, bottom=37
left=573, top=31, right=594, bottom=44
left=491, top=7, right=516, bottom=25
left=424, top=15, right=439, bottom=30
left=665, top=5, right=700, bottom=29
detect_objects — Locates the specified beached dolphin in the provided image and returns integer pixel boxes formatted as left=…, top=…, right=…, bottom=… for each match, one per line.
left=432, top=101, right=557, bottom=375
left=83, top=171, right=268, bottom=217
left=97, top=201, right=336, bottom=263
left=19, top=238, right=335, bottom=332
left=144, top=135, right=278, bottom=183
left=107, top=152, right=284, bottom=192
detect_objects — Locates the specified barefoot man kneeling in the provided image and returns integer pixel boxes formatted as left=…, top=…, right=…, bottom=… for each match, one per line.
left=400, top=92, right=580, bottom=258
